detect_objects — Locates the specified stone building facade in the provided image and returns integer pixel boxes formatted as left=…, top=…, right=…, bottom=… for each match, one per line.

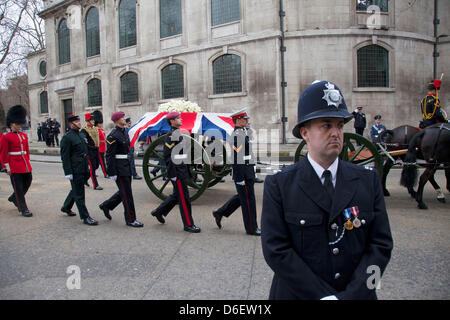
left=27, top=0, right=450, bottom=142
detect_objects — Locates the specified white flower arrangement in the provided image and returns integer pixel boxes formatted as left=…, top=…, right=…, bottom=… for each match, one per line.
left=158, top=100, right=202, bottom=113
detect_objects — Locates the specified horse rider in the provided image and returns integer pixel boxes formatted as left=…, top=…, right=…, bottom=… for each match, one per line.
left=421, top=79, right=448, bottom=128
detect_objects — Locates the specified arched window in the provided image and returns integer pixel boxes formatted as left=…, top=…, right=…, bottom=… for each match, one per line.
left=211, top=0, right=240, bottom=26
left=87, top=78, right=102, bottom=107
left=120, top=72, right=139, bottom=103
left=356, top=0, right=388, bottom=13
left=161, top=64, right=184, bottom=99
left=160, top=0, right=182, bottom=38
left=119, top=0, right=137, bottom=49
left=40, top=91, right=48, bottom=114
left=39, top=61, right=47, bottom=77
left=86, top=7, right=100, bottom=57
left=357, top=44, right=389, bottom=87
left=58, top=19, right=70, bottom=64
left=213, top=54, right=242, bottom=94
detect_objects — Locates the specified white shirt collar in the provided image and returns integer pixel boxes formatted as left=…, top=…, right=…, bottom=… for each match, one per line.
left=307, top=153, right=338, bottom=187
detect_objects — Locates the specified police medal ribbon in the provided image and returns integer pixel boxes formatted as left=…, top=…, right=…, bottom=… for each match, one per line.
left=343, top=208, right=354, bottom=230
left=350, top=206, right=361, bottom=228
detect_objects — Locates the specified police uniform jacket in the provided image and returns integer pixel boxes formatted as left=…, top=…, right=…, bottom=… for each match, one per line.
left=60, top=129, right=89, bottom=175
left=106, top=126, right=132, bottom=177
left=352, top=111, right=366, bottom=129
left=0, top=131, right=32, bottom=174
left=261, top=158, right=393, bottom=300
left=163, top=127, right=190, bottom=180
left=231, top=126, right=255, bottom=182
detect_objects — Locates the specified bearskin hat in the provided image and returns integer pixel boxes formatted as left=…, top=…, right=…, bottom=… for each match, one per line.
left=6, top=105, right=27, bottom=127
left=92, top=110, right=103, bottom=125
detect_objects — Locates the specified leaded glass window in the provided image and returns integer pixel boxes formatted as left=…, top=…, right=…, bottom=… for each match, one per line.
left=161, top=64, right=184, bottom=99
left=119, top=0, right=137, bottom=49
left=357, top=45, right=389, bottom=87
left=356, top=0, right=388, bottom=13
left=160, top=0, right=182, bottom=38
left=86, top=7, right=100, bottom=57
left=211, top=0, right=240, bottom=26
left=87, top=78, right=102, bottom=107
left=40, top=91, right=48, bottom=114
left=121, top=72, right=139, bottom=103
left=213, top=54, right=242, bottom=94
left=58, top=19, right=70, bottom=64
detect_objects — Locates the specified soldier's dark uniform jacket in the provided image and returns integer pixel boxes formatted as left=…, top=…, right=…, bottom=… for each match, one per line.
left=60, top=129, right=89, bottom=176
left=421, top=94, right=448, bottom=127
left=106, top=127, right=132, bottom=177
left=352, top=111, right=366, bottom=129
left=231, top=127, right=255, bottom=182
left=261, top=159, right=393, bottom=300
left=163, top=127, right=190, bottom=180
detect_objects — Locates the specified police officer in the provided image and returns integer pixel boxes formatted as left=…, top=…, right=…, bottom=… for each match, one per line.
left=352, top=106, right=366, bottom=142
left=370, top=115, right=387, bottom=144
left=99, top=111, right=143, bottom=228
left=60, top=114, right=98, bottom=225
left=421, top=79, right=448, bottom=127
left=212, top=109, right=260, bottom=236
left=261, top=81, right=393, bottom=300
left=150, top=112, right=201, bottom=233
left=81, top=113, right=103, bottom=190
left=0, top=105, right=33, bottom=217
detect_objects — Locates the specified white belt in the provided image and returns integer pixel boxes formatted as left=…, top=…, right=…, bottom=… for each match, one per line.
left=8, top=151, right=27, bottom=155
left=173, top=154, right=188, bottom=160
left=115, top=154, right=128, bottom=159
left=243, top=155, right=251, bottom=160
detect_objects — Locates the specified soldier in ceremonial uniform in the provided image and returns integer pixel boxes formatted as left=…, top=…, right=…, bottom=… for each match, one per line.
left=60, top=114, right=98, bottom=225
left=212, top=109, right=260, bottom=236
left=0, top=105, right=33, bottom=217
left=421, top=79, right=448, bottom=127
left=81, top=113, right=103, bottom=190
left=352, top=106, right=366, bottom=145
left=261, top=81, right=393, bottom=300
left=125, top=117, right=142, bottom=180
left=370, top=115, right=387, bottom=144
left=92, top=110, right=107, bottom=178
left=150, top=112, right=201, bottom=233
left=99, top=111, right=143, bottom=228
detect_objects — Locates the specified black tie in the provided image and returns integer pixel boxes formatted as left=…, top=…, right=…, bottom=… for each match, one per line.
left=323, top=170, right=334, bottom=200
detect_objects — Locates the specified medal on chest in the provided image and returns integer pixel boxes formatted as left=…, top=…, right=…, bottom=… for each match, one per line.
left=350, top=206, right=361, bottom=228
left=343, top=208, right=354, bottom=230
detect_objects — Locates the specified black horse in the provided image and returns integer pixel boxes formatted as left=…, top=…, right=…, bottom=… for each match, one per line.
left=400, top=123, right=450, bottom=209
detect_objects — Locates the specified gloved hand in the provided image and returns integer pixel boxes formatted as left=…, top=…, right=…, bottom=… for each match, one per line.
left=170, top=177, right=177, bottom=182
left=65, top=174, right=73, bottom=180
left=109, top=175, right=117, bottom=181
left=236, top=180, right=245, bottom=186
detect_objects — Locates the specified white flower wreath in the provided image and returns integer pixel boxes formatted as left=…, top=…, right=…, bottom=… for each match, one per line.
left=158, top=100, right=202, bottom=113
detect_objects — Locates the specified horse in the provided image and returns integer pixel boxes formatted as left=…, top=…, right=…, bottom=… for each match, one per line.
left=400, top=123, right=450, bottom=209
left=379, top=125, right=446, bottom=202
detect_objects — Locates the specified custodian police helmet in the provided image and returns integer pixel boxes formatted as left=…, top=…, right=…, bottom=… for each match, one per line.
left=292, top=80, right=353, bottom=139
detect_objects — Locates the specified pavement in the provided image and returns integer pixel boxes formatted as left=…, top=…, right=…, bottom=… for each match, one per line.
left=0, top=159, right=449, bottom=300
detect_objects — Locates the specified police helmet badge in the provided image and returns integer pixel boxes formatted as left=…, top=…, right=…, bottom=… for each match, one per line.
left=322, top=82, right=342, bottom=108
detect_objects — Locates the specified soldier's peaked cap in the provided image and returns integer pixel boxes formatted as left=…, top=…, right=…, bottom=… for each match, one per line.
left=6, top=105, right=27, bottom=127
left=292, top=80, right=353, bottom=139
left=231, top=108, right=249, bottom=120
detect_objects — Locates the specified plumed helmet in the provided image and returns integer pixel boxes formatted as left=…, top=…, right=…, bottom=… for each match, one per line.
left=92, top=110, right=103, bottom=125
left=427, top=79, right=441, bottom=91
left=6, top=105, right=27, bottom=127
left=292, top=81, right=353, bottom=139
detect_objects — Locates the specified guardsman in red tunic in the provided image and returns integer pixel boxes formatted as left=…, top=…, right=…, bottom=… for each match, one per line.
left=92, top=110, right=107, bottom=177
left=0, top=105, right=33, bottom=217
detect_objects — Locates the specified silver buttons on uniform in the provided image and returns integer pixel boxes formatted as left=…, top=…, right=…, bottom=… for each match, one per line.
left=361, top=219, right=366, bottom=225
left=300, top=219, right=306, bottom=225
left=332, top=248, right=339, bottom=255
left=331, top=223, right=338, bottom=230
left=334, top=273, right=341, bottom=279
